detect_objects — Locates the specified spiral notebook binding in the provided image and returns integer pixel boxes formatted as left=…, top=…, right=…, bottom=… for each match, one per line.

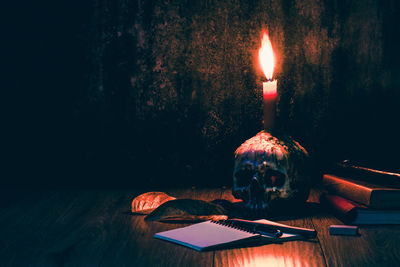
left=211, top=220, right=256, bottom=234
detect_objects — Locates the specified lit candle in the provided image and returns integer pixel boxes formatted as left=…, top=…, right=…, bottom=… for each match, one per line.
left=259, top=32, right=277, bottom=130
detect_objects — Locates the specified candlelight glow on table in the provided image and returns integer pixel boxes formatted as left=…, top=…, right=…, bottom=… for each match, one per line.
left=259, top=32, right=277, bottom=130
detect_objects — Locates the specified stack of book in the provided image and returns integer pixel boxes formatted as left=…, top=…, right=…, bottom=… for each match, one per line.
left=321, top=161, right=400, bottom=225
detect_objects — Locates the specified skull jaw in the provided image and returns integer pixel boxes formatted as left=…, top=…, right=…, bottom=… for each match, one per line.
left=232, top=185, right=283, bottom=215
left=232, top=130, right=310, bottom=217
left=232, top=188, right=309, bottom=217
left=232, top=166, right=291, bottom=214
left=232, top=169, right=310, bottom=216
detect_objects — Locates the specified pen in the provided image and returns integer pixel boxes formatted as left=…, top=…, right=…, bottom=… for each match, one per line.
left=226, top=218, right=317, bottom=238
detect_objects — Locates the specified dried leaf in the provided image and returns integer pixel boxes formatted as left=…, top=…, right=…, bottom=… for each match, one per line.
left=131, top=192, right=176, bottom=214
left=145, top=199, right=228, bottom=222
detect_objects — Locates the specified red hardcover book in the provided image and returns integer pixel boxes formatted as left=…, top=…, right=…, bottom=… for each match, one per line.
left=321, top=193, right=400, bottom=225
left=322, top=174, right=400, bottom=209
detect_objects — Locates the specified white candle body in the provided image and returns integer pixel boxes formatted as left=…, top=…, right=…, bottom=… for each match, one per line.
left=263, top=80, right=277, bottom=130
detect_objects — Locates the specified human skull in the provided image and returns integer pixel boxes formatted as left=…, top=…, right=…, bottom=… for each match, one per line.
left=233, top=130, right=310, bottom=214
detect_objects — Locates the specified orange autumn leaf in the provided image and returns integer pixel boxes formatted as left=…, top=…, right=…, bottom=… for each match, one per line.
left=131, top=192, right=176, bottom=214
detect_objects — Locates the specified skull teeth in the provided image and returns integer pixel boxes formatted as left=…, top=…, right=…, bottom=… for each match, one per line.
left=233, top=130, right=310, bottom=215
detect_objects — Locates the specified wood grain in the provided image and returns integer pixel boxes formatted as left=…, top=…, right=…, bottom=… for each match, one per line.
left=102, top=188, right=223, bottom=267
left=310, top=189, right=400, bottom=267
left=215, top=188, right=327, bottom=267
left=1, top=188, right=400, bottom=266
left=0, top=188, right=222, bottom=266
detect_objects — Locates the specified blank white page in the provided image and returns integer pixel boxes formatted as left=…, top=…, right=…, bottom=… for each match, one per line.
left=154, top=221, right=258, bottom=251
left=154, top=219, right=302, bottom=251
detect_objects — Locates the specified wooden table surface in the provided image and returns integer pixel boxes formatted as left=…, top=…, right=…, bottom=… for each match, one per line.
left=1, top=187, right=399, bottom=266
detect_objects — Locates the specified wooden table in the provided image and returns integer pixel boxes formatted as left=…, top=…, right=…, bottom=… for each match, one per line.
left=1, top=187, right=399, bottom=266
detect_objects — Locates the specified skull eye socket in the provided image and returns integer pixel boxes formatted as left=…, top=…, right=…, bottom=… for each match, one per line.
left=263, top=169, right=286, bottom=188
left=235, top=168, right=254, bottom=187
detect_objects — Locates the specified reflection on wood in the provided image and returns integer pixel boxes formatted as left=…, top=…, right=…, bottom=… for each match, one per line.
left=311, top=190, right=400, bottom=267
left=215, top=187, right=326, bottom=267
left=0, top=188, right=399, bottom=266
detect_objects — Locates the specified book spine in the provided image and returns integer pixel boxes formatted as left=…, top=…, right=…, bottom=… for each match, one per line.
left=322, top=174, right=373, bottom=207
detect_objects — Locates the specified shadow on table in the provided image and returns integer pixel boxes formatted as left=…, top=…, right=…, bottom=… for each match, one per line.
left=212, top=199, right=323, bottom=221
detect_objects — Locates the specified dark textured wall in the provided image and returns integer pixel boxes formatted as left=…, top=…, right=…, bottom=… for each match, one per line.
left=8, top=0, right=400, bottom=188
left=78, top=0, right=400, bottom=187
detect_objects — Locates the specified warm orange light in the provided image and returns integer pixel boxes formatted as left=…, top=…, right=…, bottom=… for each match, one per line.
left=259, top=32, right=275, bottom=80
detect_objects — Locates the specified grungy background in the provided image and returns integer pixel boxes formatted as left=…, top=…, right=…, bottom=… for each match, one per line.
left=7, top=0, right=400, bottom=188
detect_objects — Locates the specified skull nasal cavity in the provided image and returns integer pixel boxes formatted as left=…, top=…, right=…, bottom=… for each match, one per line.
left=264, top=170, right=285, bottom=187
left=250, top=177, right=263, bottom=192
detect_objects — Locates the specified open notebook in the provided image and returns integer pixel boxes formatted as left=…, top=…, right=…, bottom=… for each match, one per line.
left=154, top=219, right=303, bottom=251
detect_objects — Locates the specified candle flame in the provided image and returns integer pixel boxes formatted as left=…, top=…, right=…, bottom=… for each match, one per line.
left=259, top=32, right=275, bottom=80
